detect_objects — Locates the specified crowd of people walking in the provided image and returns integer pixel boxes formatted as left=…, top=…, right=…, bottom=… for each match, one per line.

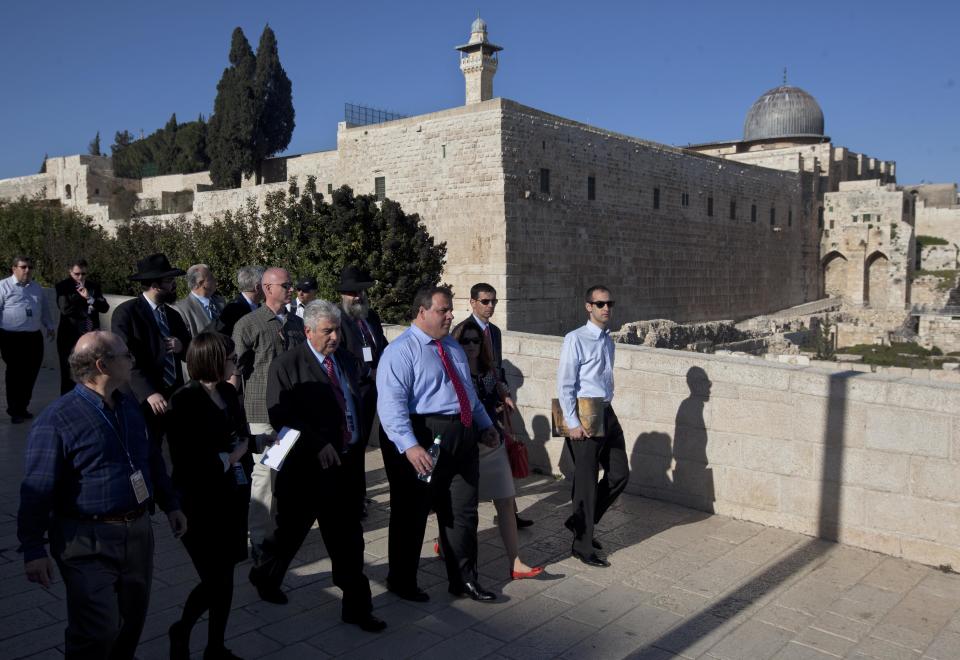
left=10, top=252, right=628, bottom=659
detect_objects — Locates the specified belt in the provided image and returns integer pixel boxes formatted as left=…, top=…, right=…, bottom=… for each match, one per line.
left=411, top=413, right=461, bottom=422
left=73, top=507, right=147, bottom=523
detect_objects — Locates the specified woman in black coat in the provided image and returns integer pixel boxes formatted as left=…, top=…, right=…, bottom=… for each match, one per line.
left=167, top=332, right=252, bottom=660
left=55, top=259, right=109, bottom=394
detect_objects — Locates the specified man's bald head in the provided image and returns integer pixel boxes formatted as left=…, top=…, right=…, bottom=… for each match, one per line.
left=262, top=267, right=292, bottom=309
left=69, top=331, right=128, bottom=384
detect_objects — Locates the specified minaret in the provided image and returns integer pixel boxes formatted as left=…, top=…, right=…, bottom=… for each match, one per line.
left=455, top=16, right=502, bottom=105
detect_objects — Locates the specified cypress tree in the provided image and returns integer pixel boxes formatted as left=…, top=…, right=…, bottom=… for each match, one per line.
left=88, top=131, right=101, bottom=156
left=253, top=25, right=295, bottom=167
left=155, top=114, right=179, bottom=174
left=208, top=28, right=258, bottom=188
left=39, top=153, right=48, bottom=174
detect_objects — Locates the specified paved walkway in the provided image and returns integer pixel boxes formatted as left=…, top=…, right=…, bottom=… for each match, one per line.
left=2, top=367, right=960, bottom=659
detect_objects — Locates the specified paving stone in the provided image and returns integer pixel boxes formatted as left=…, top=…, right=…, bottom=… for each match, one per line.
left=703, top=619, right=793, bottom=659
left=922, top=629, right=960, bottom=659
left=793, top=626, right=857, bottom=657
left=755, top=604, right=817, bottom=634
left=769, top=641, right=839, bottom=659
left=474, top=592, right=576, bottom=642
left=564, top=583, right=651, bottom=628
left=849, top=636, right=922, bottom=659
left=862, top=559, right=928, bottom=594
left=415, top=629, right=505, bottom=660
left=335, top=625, right=442, bottom=660
left=498, top=614, right=598, bottom=659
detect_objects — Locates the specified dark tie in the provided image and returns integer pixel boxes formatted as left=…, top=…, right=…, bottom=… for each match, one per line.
left=323, top=356, right=352, bottom=450
left=357, top=319, right=375, bottom=350
left=155, top=306, right=177, bottom=387
left=78, top=284, right=94, bottom=333
left=483, top=325, right=494, bottom=355
left=205, top=302, right=219, bottom=322
left=434, top=340, right=472, bottom=427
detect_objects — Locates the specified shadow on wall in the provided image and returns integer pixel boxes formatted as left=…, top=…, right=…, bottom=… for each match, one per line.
left=631, top=366, right=716, bottom=513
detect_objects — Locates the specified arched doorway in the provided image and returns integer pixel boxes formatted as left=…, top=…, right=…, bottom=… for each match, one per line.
left=822, top=251, right=849, bottom=300
left=865, top=251, right=891, bottom=308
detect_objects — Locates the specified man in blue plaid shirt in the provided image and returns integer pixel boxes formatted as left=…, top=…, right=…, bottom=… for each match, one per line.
left=18, top=331, right=186, bottom=660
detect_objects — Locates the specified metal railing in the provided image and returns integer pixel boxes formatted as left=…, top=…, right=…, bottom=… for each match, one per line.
left=344, top=103, right=407, bottom=127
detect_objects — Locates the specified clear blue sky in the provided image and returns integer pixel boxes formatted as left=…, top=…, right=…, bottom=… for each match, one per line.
left=1, top=0, right=957, bottom=184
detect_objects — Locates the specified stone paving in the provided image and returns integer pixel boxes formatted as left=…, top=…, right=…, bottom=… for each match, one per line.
left=2, top=367, right=960, bottom=659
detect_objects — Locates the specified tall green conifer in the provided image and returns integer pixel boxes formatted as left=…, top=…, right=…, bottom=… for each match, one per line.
left=208, top=28, right=258, bottom=188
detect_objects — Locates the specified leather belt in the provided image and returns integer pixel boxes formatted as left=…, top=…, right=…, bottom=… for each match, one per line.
left=77, top=507, right=147, bottom=523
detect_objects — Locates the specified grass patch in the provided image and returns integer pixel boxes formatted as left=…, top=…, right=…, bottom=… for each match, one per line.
left=917, top=235, right=950, bottom=247
left=838, top=342, right=954, bottom=369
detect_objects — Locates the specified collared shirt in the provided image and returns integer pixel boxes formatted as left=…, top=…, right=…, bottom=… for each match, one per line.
left=0, top=276, right=54, bottom=333
left=377, top=324, right=492, bottom=453
left=306, top=344, right=360, bottom=445
left=557, top=321, right=615, bottom=429
left=472, top=314, right=489, bottom=332
left=190, top=291, right=211, bottom=308
left=17, top=384, right=179, bottom=561
left=242, top=293, right=258, bottom=311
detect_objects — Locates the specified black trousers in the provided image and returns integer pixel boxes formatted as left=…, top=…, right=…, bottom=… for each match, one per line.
left=57, top=326, right=82, bottom=395
left=565, top=406, right=631, bottom=556
left=0, top=329, right=44, bottom=416
left=255, top=444, right=372, bottom=619
left=50, top=514, right=154, bottom=660
left=380, top=414, right=480, bottom=590
left=179, top=543, right=237, bottom=651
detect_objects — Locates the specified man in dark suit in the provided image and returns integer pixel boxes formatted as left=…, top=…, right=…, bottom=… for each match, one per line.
left=215, top=265, right=264, bottom=337
left=250, top=300, right=385, bottom=633
left=174, top=264, right=226, bottom=338
left=55, top=258, right=110, bottom=394
left=287, top=276, right=318, bottom=318
left=110, top=253, right=191, bottom=437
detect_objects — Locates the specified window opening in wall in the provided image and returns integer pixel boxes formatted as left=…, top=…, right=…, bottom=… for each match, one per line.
left=770, top=207, right=776, bottom=226
left=729, top=200, right=736, bottom=220
left=830, top=219, right=835, bottom=229
left=751, top=204, right=757, bottom=222
left=64, top=184, right=72, bottom=200
left=540, top=168, right=550, bottom=194
left=852, top=215, right=858, bottom=222
left=788, top=209, right=793, bottom=226
left=542, top=140, right=546, bottom=150
left=863, top=213, right=871, bottom=222
left=442, top=144, right=446, bottom=158
left=327, top=183, right=333, bottom=195
left=681, top=192, right=689, bottom=207
left=587, top=176, right=596, bottom=201
left=707, top=197, right=714, bottom=217
left=94, top=188, right=99, bottom=196
left=818, top=207, right=824, bottom=228
left=374, top=176, right=385, bottom=201
left=653, top=187, right=660, bottom=209
left=877, top=214, right=881, bottom=222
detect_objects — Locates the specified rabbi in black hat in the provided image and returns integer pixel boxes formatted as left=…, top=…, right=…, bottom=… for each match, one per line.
left=111, top=253, right=192, bottom=434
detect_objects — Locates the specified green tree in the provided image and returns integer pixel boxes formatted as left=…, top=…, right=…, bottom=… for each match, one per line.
left=39, top=154, right=48, bottom=174
left=88, top=131, right=101, bottom=156
left=253, top=25, right=295, bottom=172
left=173, top=117, right=210, bottom=174
left=155, top=114, right=179, bottom=174
left=208, top=27, right=258, bottom=188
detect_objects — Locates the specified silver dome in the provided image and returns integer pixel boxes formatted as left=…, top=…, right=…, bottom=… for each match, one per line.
left=471, top=17, right=487, bottom=34
left=743, top=85, right=824, bottom=141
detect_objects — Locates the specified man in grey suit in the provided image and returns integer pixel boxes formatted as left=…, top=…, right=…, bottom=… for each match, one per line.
left=175, top=264, right=225, bottom=338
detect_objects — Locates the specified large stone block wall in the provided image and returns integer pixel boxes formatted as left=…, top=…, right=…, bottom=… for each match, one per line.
left=0, top=173, right=57, bottom=201
left=916, top=201, right=960, bottom=246
left=498, top=100, right=820, bottom=333
left=449, top=326, right=960, bottom=569
left=140, top=171, right=212, bottom=196
left=191, top=182, right=288, bottom=218
left=286, top=150, right=338, bottom=192
left=919, top=316, right=960, bottom=353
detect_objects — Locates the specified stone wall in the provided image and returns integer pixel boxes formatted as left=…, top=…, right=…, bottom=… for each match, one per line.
left=916, top=200, right=960, bottom=247
left=0, top=173, right=57, bottom=201
left=909, top=275, right=953, bottom=309
left=140, top=171, right=212, bottom=196
left=499, top=100, right=820, bottom=333
left=921, top=245, right=958, bottom=271
left=918, top=316, right=960, bottom=353
left=429, top=325, right=960, bottom=569
left=191, top=182, right=287, bottom=218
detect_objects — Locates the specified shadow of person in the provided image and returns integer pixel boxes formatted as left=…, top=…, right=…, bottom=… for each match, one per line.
left=629, top=431, right=674, bottom=499
left=672, top=366, right=715, bottom=513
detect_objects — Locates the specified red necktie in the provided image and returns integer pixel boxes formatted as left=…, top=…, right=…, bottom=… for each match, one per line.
left=323, top=356, right=351, bottom=450
left=483, top=325, right=493, bottom=354
left=434, top=340, right=473, bottom=427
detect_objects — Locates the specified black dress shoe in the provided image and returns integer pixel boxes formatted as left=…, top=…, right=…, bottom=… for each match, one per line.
left=10, top=415, right=25, bottom=424
left=169, top=621, right=190, bottom=660
left=203, top=646, right=244, bottom=660
left=386, top=581, right=430, bottom=602
left=249, top=568, right=288, bottom=604
left=572, top=550, right=610, bottom=568
left=515, top=514, right=534, bottom=529
left=564, top=516, right=602, bottom=549
left=449, top=581, right=496, bottom=602
left=21, top=410, right=33, bottom=419
left=343, top=613, right=387, bottom=633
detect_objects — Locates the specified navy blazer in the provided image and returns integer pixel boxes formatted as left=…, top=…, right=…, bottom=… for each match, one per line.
left=339, top=307, right=389, bottom=382
left=215, top=294, right=256, bottom=338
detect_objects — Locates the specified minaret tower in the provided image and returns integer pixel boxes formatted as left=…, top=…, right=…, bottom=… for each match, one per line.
left=455, top=16, right=502, bottom=105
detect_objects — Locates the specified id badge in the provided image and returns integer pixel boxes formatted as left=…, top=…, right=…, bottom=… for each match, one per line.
left=362, top=346, right=373, bottom=363
left=233, top=464, right=248, bottom=486
left=25, top=308, right=33, bottom=318
left=130, top=470, right=150, bottom=504
left=346, top=411, right=357, bottom=434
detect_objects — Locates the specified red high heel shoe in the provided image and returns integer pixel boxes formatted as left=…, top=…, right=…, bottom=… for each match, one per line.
left=510, top=566, right=544, bottom=580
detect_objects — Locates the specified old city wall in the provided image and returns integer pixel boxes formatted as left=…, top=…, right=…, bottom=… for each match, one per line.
left=286, top=150, right=338, bottom=191
left=498, top=100, right=820, bottom=334
left=332, top=101, right=508, bottom=318
left=0, top=173, right=57, bottom=201
left=191, top=182, right=288, bottom=218
left=916, top=202, right=960, bottom=247
left=444, top=326, right=960, bottom=569
left=919, top=316, right=960, bottom=353
left=140, top=171, right=212, bottom=196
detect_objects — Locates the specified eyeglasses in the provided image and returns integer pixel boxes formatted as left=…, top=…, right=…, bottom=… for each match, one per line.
left=460, top=337, right=482, bottom=345
left=227, top=354, right=238, bottom=365
left=107, top=351, right=134, bottom=361
left=474, top=298, right=498, bottom=306
left=267, top=282, right=293, bottom=290
left=71, top=272, right=88, bottom=277
left=589, top=300, right=615, bottom=309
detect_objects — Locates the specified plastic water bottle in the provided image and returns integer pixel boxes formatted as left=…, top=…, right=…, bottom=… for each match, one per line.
left=418, top=435, right=442, bottom=483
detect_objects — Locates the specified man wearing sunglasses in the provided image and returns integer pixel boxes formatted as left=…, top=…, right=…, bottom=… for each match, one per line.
left=556, top=285, right=630, bottom=567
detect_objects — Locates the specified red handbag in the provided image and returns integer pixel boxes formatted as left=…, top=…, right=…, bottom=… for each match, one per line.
left=502, top=411, right=530, bottom=479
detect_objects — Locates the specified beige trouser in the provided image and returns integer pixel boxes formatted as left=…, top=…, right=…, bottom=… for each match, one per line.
left=248, top=422, right=277, bottom=560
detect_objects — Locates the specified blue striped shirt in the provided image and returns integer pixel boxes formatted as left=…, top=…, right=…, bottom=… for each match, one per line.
left=557, top=321, right=615, bottom=429
left=17, top=384, right=179, bottom=561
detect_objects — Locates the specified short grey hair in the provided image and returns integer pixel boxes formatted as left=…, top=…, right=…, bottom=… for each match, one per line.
left=303, top=299, right=341, bottom=331
left=186, top=263, right=209, bottom=290
left=236, top=265, right=265, bottom=293
left=68, top=333, right=113, bottom=383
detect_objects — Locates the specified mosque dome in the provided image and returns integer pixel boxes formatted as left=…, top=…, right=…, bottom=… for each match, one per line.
left=743, top=85, right=825, bottom=142
left=471, top=17, right=488, bottom=34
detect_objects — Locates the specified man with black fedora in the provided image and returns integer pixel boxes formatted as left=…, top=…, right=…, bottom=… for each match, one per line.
left=337, top=266, right=389, bottom=517
left=111, top=253, right=191, bottom=438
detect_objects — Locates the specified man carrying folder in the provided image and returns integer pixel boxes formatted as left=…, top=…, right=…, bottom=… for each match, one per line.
left=556, top=285, right=630, bottom=567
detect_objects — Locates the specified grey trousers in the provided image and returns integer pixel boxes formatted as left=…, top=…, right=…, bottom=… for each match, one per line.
left=50, top=513, right=154, bottom=660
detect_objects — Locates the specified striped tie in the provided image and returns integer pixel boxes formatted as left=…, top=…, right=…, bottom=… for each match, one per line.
left=155, top=306, right=177, bottom=387
left=205, top=302, right=218, bottom=321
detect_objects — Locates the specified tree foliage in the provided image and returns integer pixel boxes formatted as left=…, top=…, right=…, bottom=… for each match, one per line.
left=111, top=118, right=210, bottom=179
left=88, top=132, right=101, bottom=156
left=253, top=26, right=295, bottom=165
left=207, top=28, right=259, bottom=189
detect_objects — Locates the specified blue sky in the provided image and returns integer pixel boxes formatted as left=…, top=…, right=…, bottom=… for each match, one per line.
left=1, top=0, right=957, bottom=183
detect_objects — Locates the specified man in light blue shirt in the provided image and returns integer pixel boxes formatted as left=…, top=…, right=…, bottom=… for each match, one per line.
left=556, top=284, right=630, bottom=567
left=0, top=255, right=55, bottom=423
left=377, top=286, right=500, bottom=603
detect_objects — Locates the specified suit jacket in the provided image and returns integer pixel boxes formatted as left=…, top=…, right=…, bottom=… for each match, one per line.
left=175, top=293, right=226, bottom=338
left=454, top=316, right=508, bottom=387
left=339, top=307, right=389, bottom=379
left=55, top=277, right=109, bottom=343
left=266, top=343, right=362, bottom=497
left=215, top=294, right=256, bottom=338
left=111, top=294, right=191, bottom=403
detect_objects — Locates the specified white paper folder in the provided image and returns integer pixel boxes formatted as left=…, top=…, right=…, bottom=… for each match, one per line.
left=260, top=427, right=301, bottom=471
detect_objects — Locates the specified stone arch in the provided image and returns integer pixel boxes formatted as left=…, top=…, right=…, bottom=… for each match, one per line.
left=865, top=251, right=890, bottom=308
left=821, top=251, right=849, bottom=299
left=64, top=184, right=72, bottom=200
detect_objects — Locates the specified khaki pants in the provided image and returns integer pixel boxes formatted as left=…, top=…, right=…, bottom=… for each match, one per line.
left=248, top=423, right=277, bottom=559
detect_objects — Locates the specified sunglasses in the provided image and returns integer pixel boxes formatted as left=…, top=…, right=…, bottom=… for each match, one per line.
left=589, top=300, right=615, bottom=309
left=474, top=298, right=498, bottom=306
left=460, top=337, right=482, bottom=345
left=267, top=282, right=293, bottom=290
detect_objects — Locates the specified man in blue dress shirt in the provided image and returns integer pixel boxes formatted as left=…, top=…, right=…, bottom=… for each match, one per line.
left=377, top=286, right=501, bottom=602
left=18, top=331, right=187, bottom=660
left=557, top=285, right=630, bottom=567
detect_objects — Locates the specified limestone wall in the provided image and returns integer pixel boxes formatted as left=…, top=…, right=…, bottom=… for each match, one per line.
left=916, top=201, right=960, bottom=246
left=0, top=173, right=57, bottom=201
left=921, top=245, right=958, bottom=271
left=465, top=327, right=960, bottom=569
left=919, top=316, right=960, bottom=353
left=140, top=172, right=212, bottom=196
left=286, top=150, right=338, bottom=192
left=499, top=100, right=820, bottom=333
left=191, top=182, right=287, bottom=218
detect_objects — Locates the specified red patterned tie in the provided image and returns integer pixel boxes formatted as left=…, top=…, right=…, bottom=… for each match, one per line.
left=434, top=340, right=473, bottom=427
left=323, top=356, right=351, bottom=450
left=483, top=325, right=493, bottom=354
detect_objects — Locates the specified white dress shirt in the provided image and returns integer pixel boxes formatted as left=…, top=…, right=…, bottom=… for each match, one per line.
left=556, top=321, right=615, bottom=429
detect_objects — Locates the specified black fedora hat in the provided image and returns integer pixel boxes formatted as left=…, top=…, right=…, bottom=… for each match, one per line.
left=128, top=253, right=186, bottom=281
left=336, top=265, right=374, bottom=292
left=295, top=276, right=318, bottom=292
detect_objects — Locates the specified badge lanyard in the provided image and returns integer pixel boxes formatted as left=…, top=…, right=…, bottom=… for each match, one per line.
left=82, top=396, right=151, bottom=504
